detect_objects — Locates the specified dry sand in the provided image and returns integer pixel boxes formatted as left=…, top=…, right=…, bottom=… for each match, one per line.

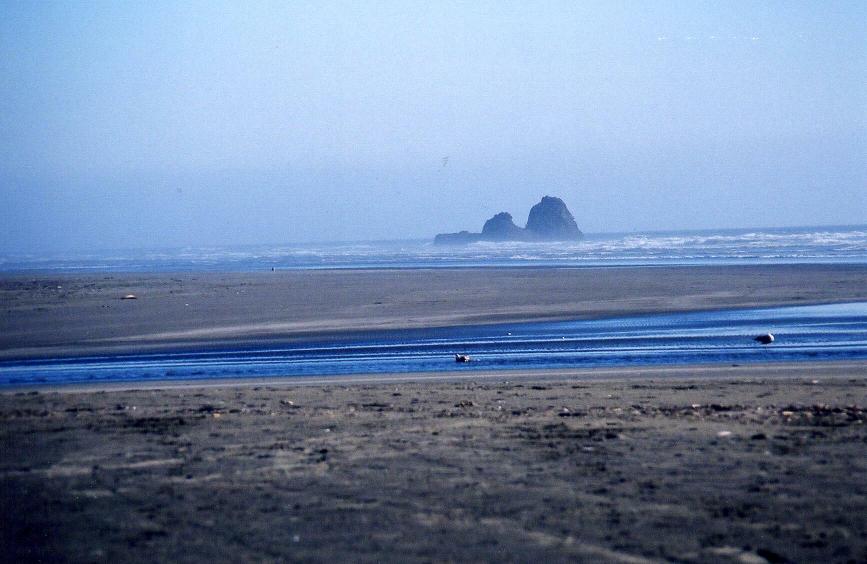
left=1, top=363, right=866, bottom=563
left=2, top=264, right=867, bottom=359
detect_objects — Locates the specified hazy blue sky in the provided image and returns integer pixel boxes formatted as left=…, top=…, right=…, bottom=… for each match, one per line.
left=1, top=0, right=865, bottom=252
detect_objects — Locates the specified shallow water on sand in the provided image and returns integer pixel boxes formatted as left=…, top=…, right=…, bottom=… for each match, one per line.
left=2, top=302, right=866, bottom=387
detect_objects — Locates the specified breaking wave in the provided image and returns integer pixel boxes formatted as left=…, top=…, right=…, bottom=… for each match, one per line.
left=2, top=226, right=866, bottom=272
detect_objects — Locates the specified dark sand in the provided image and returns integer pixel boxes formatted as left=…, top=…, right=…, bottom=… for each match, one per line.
left=2, top=363, right=866, bottom=563
left=2, top=264, right=867, bottom=562
left=3, top=264, right=867, bottom=359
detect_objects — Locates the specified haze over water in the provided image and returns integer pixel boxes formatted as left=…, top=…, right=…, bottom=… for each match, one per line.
left=1, top=2, right=865, bottom=253
left=2, top=225, right=865, bottom=272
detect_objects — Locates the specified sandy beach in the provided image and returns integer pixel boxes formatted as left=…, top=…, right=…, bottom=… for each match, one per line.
left=4, top=0, right=865, bottom=559
left=2, top=264, right=867, bottom=562
left=1, top=363, right=866, bottom=562
left=3, top=264, right=867, bottom=359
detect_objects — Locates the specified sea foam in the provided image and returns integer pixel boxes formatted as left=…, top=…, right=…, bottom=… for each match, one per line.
left=1, top=226, right=865, bottom=272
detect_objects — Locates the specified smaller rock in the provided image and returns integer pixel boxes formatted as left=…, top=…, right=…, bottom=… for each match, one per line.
left=481, top=212, right=527, bottom=241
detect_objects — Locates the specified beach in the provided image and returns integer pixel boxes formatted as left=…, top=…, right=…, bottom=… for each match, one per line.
left=2, top=363, right=866, bottom=562
left=2, top=264, right=867, bottom=562
left=4, top=0, right=865, bottom=559
left=3, top=264, right=867, bottom=359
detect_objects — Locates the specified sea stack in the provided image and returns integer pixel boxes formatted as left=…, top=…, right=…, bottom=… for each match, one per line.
left=480, top=212, right=528, bottom=241
left=524, top=196, right=583, bottom=241
left=434, top=196, right=583, bottom=244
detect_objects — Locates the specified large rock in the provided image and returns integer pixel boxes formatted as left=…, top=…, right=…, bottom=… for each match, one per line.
left=434, top=196, right=583, bottom=244
left=524, top=196, right=583, bottom=241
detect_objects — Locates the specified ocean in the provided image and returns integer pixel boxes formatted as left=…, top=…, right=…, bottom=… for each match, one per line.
left=2, top=225, right=866, bottom=272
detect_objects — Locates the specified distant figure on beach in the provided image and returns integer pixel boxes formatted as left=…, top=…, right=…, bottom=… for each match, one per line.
left=754, top=333, right=775, bottom=344
left=455, top=354, right=471, bottom=363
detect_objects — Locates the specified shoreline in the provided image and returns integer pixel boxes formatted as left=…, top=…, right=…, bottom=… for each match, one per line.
left=3, top=264, right=867, bottom=360
left=4, top=360, right=866, bottom=394
left=4, top=296, right=866, bottom=363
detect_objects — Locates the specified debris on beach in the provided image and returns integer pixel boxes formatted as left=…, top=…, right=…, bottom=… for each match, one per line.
left=454, top=354, right=471, bottom=363
left=754, top=333, right=774, bottom=344
left=121, top=294, right=137, bottom=300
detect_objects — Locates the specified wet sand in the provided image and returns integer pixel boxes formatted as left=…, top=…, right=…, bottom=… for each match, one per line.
left=3, top=264, right=867, bottom=359
left=2, top=363, right=866, bottom=563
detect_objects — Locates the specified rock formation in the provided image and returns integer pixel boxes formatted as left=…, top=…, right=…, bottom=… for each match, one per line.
left=434, top=196, right=583, bottom=245
left=525, top=196, right=583, bottom=240
left=481, top=212, right=527, bottom=241
left=433, top=230, right=481, bottom=245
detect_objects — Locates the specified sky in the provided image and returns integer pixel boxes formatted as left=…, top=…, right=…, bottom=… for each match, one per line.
left=1, top=0, right=865, bottom=252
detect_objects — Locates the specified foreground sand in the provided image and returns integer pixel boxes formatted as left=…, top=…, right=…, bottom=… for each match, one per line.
left=3, top=264, right=867, bottom=359
left=2, top=363, right=866, bottom=563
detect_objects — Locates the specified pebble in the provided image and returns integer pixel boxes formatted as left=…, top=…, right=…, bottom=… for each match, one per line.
left=737, top=553, right=770, bottom=564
